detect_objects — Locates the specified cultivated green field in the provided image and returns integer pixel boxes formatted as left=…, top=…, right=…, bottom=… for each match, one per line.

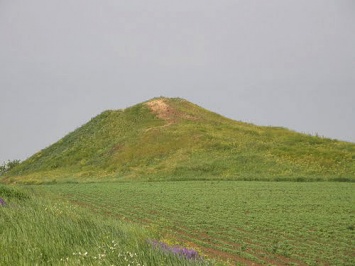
left=39, top=181, right=355, bottom=265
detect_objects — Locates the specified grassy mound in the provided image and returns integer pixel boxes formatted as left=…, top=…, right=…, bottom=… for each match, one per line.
left=4, top=97, right=355, bottom=183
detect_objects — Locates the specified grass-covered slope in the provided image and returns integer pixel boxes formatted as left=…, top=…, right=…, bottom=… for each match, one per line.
left=4, top=97, right=355, bottom=183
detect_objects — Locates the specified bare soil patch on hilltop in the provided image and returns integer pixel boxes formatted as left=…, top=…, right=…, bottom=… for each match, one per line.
left=146, top=98, right=196, bottom=123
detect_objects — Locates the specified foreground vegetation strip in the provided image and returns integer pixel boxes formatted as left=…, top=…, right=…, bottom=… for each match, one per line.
left=39, top=181, right=355, bottom=266
left=0, top=185, right=217, bottom=266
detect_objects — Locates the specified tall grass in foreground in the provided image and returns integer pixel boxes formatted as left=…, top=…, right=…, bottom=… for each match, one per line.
left=0, top=185, right=214, bottom=266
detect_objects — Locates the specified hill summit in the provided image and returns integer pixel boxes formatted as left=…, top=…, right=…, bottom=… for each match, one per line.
left=4, top=97, right=355, bottom=183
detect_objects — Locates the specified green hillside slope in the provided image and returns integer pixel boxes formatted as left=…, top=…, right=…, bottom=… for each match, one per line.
left=4, top=97, right=355, bottom=183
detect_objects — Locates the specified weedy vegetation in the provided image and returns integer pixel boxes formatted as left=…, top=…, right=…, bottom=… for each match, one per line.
left=0, top=159, right=21, bottom=176
left=0, top=184, right=215, bottom=266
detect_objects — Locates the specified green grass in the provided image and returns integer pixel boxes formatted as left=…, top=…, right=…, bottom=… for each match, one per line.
left=4, top=97, right=355, bottom=183
left=0, top=184, right=215, bottom=266
left=39, top=181, right=355, bottom=266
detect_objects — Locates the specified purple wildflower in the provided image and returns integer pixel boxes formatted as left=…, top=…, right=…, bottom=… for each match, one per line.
left=0, top=197, right=6, bottom=206
left=149, top=240, right=199, bottom=260
left=172, top=246, right=199, bottom=260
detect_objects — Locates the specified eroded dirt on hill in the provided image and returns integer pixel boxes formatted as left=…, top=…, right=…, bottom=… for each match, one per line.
left=146, top=99, right=173, bottom=121
left=145, top=99, right=196, bottom=125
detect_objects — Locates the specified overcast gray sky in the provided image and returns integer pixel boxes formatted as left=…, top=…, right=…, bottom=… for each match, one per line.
left=1, top=0, right=354, bottom=163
